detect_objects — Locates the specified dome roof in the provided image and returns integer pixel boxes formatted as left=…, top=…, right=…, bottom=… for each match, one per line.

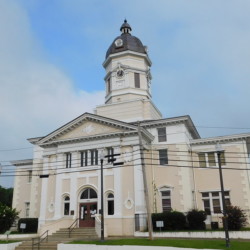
left=105, top=20, right=147, bottom=59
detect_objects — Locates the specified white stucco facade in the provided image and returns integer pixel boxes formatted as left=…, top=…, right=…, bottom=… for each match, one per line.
left=12, top=20, right=250, bottom=237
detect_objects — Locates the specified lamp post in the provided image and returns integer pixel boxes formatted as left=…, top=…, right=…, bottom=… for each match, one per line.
left=100, top=151, right=105, bottom=242
left=216, top=143, right=230, bottom=248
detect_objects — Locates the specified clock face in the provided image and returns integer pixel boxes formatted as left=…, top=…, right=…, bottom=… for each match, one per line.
left=116, top=69, right=124, bottom=78
left=115, top=38, right=123, bottom=47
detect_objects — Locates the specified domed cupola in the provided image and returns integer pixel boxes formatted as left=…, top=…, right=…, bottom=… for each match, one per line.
left=105, top=20, right=147, bottom=59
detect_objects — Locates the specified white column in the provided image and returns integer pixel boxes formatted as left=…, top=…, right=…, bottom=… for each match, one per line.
left=70, top=152, right=78, bottom=219
left=39, top=157, right=49, bottom=226
left=114, top=147, right=122, bottom=216
left=53, top=153, right=63, bottom=219
left=133, top=145, right=146, bottom=213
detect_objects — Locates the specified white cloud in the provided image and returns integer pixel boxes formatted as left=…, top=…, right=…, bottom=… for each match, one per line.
left=0, top=0, right=104, bottom=187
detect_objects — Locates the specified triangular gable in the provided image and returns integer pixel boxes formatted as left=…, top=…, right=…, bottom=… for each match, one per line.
left=37, top=112, right=139, bottom=145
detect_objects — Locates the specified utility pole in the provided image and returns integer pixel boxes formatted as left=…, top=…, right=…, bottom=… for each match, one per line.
left=216, top=144, right=230, bottom=248
left=137, top=122, right=153, bottom=240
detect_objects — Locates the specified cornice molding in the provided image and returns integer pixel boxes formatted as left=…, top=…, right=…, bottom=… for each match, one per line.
left=103, top=50, right=152, bottom=68
left=191, top=133, right=250, bottom=145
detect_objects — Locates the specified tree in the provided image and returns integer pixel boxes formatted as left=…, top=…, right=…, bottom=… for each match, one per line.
left=0, top=202, right=19, bottom=233
left=187, top=209, right=207, bottom=230
left=226, top=205, right=247, bottom=230
left=0, top=185, right=13, bottom=207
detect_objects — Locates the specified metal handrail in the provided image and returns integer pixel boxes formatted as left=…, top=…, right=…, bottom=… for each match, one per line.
left=32, top=230, right=49, bottom=250
left=68, top=218, right=79, bottom=238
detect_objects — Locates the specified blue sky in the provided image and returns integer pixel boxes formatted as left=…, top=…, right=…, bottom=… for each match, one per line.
left=0, top=0, right=250, bottom=187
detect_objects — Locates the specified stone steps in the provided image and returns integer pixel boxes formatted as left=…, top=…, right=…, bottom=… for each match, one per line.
left=15, top=227, right=98, bottom=250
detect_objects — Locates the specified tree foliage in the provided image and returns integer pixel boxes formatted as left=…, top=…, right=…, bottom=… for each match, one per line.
left=152, top=211, right=186, bottom=230
left=0, top=185, right=13, bottom=207
left=226, top=205, right=247, bottom=230
left=0, top=203, right=19, bottom=233
left=187, top=209, right=207, bottom=230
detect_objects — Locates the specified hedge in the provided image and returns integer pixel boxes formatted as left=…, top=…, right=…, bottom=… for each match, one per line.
left=18, top=218, right=38, bottom=233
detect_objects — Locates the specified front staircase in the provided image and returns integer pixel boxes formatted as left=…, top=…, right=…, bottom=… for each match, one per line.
left=15, top=227, right=98, bottom=250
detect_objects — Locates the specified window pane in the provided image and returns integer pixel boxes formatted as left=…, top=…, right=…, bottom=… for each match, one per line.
left=64, top=196, right=70, bottom=201
left=162, top=198, right=171, bottom=212
left=159, top=149, right=168, bottom=165
left=213, top=199, right=221, bottom=213
left=80, top=190, right=88, bottom=199
left=203, top=200, right=211, bottom=215
left=64, top=203, right=70, bottom=215
left=157, top=128, right=166, bottom=142
left=225, top=198, right=231, bottom=206
left=108, top=193, right=114, bottom=198
left=202, top=192, right=209, bottom=197
left=212, top=192, right=219, bottom=197
left=221, top=152, right=226, bottom=165
left=108, top=200, right=114, bottom=215
left=224, top=191, right=230, bottom=197
left=208, top=152, right=216, bottom=166
left=198, top=153, right=206, bottom=168
left=134, top=73, right=140, bottom=88
left=89, top=188, right=97, bottom=199
left=161, top=190, right=170, bottom=196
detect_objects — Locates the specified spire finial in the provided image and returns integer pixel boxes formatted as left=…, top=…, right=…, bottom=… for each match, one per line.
left=120, top=19, right=132, bottom=34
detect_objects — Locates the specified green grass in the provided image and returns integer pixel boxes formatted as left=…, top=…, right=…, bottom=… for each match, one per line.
left=0, top=240, right=18, bottom=244
left=68, top=238, right=250, bottom=250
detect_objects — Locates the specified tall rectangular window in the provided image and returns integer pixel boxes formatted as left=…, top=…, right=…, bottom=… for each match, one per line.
left=157, top=127, right=167, bottom=142
left=159, top=149, right=168, bottom=165
left=81, top=151, right=88, bottom=167
left=107, top=78, right=111, bottom=94
left=202, top=191, right=230, bottom=214
left=66, top=153, right=72, bottom=168
left=161, top=190, right=171, bottom=212
left=134, top=73, right=140, bottom=88
left=107, top=147, right=114, bottom=163
left=25, top=202, right=30, bottom=218
left=28, top=170, right=32, bottom=183
left=91, top=149, right=98, bottom=165
left=198, top=152, right=226, bottom=168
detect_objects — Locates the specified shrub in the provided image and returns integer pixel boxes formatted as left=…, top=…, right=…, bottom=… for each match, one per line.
left=18, top=218, right=38, bottom=233
left=187, top=209, right=207, bottom=230
left=152, top=211, right=186, bottom=230
left=0, top=203, right=19, bottom=233
left=226, top=206, right=247, bottom=230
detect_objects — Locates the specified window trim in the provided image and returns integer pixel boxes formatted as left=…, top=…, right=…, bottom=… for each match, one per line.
left=159, top=188, right=172, bottom=212
left=66, top=153, right=72, bottom=168
left=106, top=192, right=114, bottom=216
left=63, top=195, right=70, bottom=216
left=157, top=127, right=167, bottom=142
left=198, top=151, right=226, bottom=168
left=134, top=72, right=140, bottom=88
left=159, top=149, right=168, bottom=165
left=25, top=202, right=30, bottom=218
left=201, top=191, right=230, bottom=215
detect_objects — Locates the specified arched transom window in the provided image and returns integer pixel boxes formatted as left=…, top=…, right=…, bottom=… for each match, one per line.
left=80, top=188, right=97, bottom=200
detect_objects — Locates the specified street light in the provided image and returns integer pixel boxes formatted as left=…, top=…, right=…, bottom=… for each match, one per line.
left=100, top=150, right=105, bottom=242
left=216, top=143, right=230, bottom=248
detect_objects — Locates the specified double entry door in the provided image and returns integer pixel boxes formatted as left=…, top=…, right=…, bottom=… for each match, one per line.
left=79, top=202, right=97, bottom=227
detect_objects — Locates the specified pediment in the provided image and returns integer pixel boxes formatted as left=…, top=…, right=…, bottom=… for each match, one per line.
left=37, top=113, right=139, bottom=145
left=57, top=121, right=122, bottom=140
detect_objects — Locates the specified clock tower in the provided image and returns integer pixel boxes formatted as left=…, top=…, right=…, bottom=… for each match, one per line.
left=95, top=20, right=162, bottom=122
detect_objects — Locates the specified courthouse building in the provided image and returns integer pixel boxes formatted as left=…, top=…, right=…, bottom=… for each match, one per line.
left=12, top=20, right=250, bottom=236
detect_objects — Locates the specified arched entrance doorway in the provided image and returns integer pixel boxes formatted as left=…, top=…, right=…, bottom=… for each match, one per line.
left=79, top=188, right=98, bottom=227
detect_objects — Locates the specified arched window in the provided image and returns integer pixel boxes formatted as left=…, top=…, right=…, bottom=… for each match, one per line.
left=64, top=196, right=70, bottom=216
left=107, top=193, right=114, bottom=215
left=80, top=188, right=97, bottom=199
left=160, top=188, right=172, bottom=212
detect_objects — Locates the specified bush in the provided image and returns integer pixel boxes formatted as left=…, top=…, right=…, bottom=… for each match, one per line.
left=187, top=209, right=207, bottom=230
left=0, top=203, right=19, bottom=233
left=226, top=206, right=247, bottom=230
left=18, top=218, right=38, bottom=233
left=152, top=211, right=186, bottom=230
